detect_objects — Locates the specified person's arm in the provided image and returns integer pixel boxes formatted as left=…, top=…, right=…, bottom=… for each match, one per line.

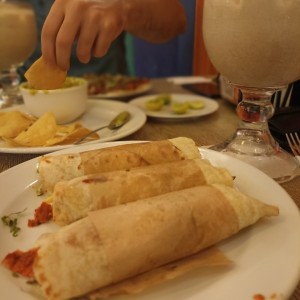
left=123, top=0, right=186, bottom=43
left=41, top=0, right=186, bottom=71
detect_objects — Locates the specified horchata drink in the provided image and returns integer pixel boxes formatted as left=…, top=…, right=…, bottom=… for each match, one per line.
left=202, top=0, right=300, bottom=183
left=0, top=0, right=37, bottom=71
left=203, top=0, right=300, bottom=88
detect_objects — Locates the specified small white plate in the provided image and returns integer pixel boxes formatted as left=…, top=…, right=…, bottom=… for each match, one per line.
left=89, top=82, right=152, bottom=99
left=0, top=99, right=146, bottom=154
left=129, top=93, right=219, bottom=120
left=0, top=143, right=299, bottom=300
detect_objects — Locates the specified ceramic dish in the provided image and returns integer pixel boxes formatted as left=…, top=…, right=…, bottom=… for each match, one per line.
left=0, top=143, right=299, bottom=300
left=0, top=100, right=146, bottom=154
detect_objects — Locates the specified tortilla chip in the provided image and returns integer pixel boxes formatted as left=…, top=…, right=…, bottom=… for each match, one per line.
left=25, top=56, right=67, bottom=90
left=0, top=111, right=35, bottom=138
left=0, top=110, right=99, bottom=147
left=45, top=125, right=99, bottom=146
left=13, top=112, right=57, bottom=147
left=56, top=123, right=81, bottom=134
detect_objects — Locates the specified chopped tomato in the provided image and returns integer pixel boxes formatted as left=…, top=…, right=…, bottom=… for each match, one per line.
left=2, top=248, right=37, bottom=278
left=28, top=202, right=53, bottom=227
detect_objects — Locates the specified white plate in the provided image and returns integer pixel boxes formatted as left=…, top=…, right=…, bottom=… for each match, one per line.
left=0, top=99, right=146, bottom=154
left=0, top=142, right=299, bottom=300
left=129, top=93, right=219, bottom=120
left=90, top=82, right=152, bottom=99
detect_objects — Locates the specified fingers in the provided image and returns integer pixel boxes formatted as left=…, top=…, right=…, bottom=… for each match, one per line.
left=41, top=0, right=81, bottom=71
left=92, top=32, right=111, bottom=58
left=92, top=30, right=119, bottom=58
left=41, top=0, right=125, bottom=71
left=55, top=8, right=81, bottom=70
left=92, top=14, right=125, bottom=58
left=76, top=11, right=100, bottom=64
left=41, top=3, right=64, bottom=68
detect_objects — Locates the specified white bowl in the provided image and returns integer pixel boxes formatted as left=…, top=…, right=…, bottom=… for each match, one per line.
left=20, top=77, right=88, bottom=124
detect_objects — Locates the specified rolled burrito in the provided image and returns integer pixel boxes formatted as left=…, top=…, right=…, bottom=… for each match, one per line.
left=3, top=184, right=278, bottom=300
left=53, top=158, right=233, bottom=225
left=38, top=137, right=200, bottom=193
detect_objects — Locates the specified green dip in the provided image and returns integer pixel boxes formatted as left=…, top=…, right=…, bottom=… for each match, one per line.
left=22, top=77, right=85, bottom=95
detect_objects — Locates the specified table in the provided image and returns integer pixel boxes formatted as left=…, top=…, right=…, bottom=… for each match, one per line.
left=0, top=79, right=299, bottom=300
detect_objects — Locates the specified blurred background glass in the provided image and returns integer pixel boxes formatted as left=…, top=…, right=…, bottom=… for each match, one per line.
left=0, top=0, right=37, bottom=107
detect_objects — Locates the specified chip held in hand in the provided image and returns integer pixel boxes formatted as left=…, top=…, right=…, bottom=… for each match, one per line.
left=25, top=56, right=67, bottom=90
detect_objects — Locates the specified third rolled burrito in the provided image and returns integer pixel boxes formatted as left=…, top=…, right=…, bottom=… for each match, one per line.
left=38, top=137, right=200, bottom=193
left=52, top=158, right=234, bottom=225
left=6, top=184, right=278, bottom=300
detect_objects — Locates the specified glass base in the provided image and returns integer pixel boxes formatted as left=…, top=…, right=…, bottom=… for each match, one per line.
left=210, top=128, right=300, bottom=183
left=0, top=66, right=23, bottom=108
left=0, top=89, right=23, bottom=108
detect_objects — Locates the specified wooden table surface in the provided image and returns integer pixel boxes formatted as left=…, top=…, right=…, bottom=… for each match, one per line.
left=0, top=79, right=299, bottom=300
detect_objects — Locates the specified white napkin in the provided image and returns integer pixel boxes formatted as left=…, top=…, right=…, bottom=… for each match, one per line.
left=166, top=76, right=214, bottom=85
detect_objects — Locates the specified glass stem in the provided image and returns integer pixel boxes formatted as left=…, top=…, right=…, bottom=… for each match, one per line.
left=236, top=87, right=275, bottom=132
left=0, top=66, right=22, bottom=106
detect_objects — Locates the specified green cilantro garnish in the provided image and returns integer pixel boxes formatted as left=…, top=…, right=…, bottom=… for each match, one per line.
left=2, top=208, right=27, bottom=237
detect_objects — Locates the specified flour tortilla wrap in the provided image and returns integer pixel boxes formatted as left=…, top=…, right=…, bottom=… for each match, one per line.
left=86, top=247, right=232, bottom=299
left=53, top=158, right=233, bottom=226
left=38, top=137, right=200, bottom=193
left=32, top=184, right=278, bottom=300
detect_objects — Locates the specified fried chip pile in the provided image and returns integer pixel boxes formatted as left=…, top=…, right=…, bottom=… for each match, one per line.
left=0, top=111, right=99, bottom=147
left=25, top=56, right=67, bottom=90
left=0, top=111, right=35, bottom=138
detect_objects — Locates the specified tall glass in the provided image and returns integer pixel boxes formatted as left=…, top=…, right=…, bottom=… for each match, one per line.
left=202, top=0, right=300, bottom=183
left=0, top=0, right=37, bottom=107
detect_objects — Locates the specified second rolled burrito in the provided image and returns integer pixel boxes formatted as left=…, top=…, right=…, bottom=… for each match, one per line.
left=52, top=158, right=233, bottom=225
left=38, top=137, right=200, bottom=193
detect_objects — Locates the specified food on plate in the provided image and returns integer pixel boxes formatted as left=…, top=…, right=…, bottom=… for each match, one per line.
left=83, top=73, right=151, bottom=96
left=1, top=208, right=27, bottom=237
left=188, top=100, right=205, bottom=109
left=13, top=111, right=57, bottom=146
left=24, top=56, right=67, bottom=90
left=37, top=137, right=200, bottom=193
left=21, top=77, right=85, bottom=95
left=85, top=247, right=231, bottom=299
left=158, top=94, right=172, bottom=105
left=145, top=94, right=205, bottom=114
left=1, top=111, right=99, bottom=147
left=171, top=102, right=189, bottom=114
left=2, top=184, right=279, bottom=300
left=43, top=123, right=99, bottom=146
left=145, top=97, right=165, bottom=111
left=51, top=158, right=233, bottom=225
left=144, top=94, right=172, bottom=111
left=105, top=110, right=131, bottom=130
left=0, top=110, right=35, bottom=138
left=28, top=202, right=53, bottom=227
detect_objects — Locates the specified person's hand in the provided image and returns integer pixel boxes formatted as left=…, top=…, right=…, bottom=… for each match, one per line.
left=41, top=0, right=125, bottom=71
left=41, top=0, right=186, bottom=72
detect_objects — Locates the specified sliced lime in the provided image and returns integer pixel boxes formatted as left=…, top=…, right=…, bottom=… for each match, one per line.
left=145, top=98, right=164, bottom=111
left=188, top=100, right=205, bottom=109
left=171, top=102, right=189, bottom=114
left=156, top=94, right=172, bottom=105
